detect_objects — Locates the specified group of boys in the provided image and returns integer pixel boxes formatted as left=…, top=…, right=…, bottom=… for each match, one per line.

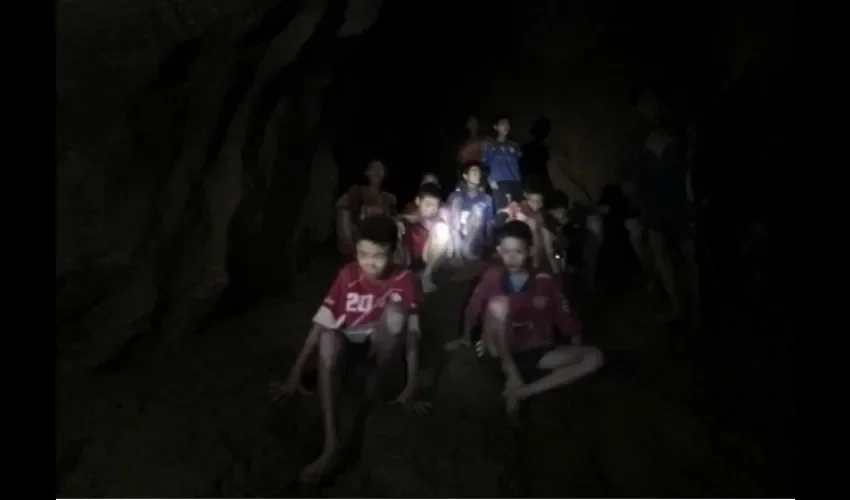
left=271, top=116, right=605, bottom=484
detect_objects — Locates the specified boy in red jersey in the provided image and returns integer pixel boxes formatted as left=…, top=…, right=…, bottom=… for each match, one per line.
left=336, top=159, right=397, bottom=255
left=272, top=215, right=422, bottom=483
left=458, top=221, right=604, bottom=415
left=500, top=181, right=561, bottom=275
left=398, top=182, right=452, bottom=293
left=401, top=172, right=442, bottom=215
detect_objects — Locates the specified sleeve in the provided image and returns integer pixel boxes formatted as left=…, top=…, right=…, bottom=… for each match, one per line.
left=336, top=185, right=359, bottom=209
left=312, top=267, right=349, bottom=330
left=463, top=269, right=495, bottom=330
left=543, top=277, right=582, bottom=338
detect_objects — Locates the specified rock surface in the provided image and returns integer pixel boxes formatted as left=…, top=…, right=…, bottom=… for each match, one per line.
left=56, top=0, right=385, bottom=373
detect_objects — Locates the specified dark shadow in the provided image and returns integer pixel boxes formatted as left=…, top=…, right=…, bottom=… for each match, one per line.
left=520, top=117, right=553, bottom=188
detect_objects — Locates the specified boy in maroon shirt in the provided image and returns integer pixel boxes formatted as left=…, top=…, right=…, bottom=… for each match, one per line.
left=336, top=159, right=397, bottom=256
left=457, top=221, right=604, bottom=415
left=271, top=215, right=422, bottom=483
left=397, top=182, right=452, bottom=293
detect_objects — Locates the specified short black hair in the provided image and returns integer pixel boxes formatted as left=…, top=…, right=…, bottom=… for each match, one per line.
left=417, top=182, right=442, bottom=201
left=548, top=191, right=570, bottom=210
left=496, top=220, right=533, bottom=247
left=357, top=215, right=398, bottom=251
left=494, top=114, right=511, bottom=124
left=461, top=161, right=483, bottom=175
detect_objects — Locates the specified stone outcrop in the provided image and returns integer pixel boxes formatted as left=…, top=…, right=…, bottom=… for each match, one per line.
left=56, top=0, right=385, bottom=374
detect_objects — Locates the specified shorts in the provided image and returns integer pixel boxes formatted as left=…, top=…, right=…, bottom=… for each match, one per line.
left=513, top=346, right=553, bottom=383
left=483, top=345, right=553, bottom=383
left=338, top=328, right=405, bottom=399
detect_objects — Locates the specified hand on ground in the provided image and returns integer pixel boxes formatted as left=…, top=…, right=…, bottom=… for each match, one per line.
left=269, top=376, right=312, bottom=402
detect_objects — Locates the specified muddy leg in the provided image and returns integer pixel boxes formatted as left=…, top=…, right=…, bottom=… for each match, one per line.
left=420, top=221, right=451, bottom=292
left=482, top=296, right=522, bottom=415
left=300, top=329, right=343, bottom=483
left=516, top=346, right=604, bottom=400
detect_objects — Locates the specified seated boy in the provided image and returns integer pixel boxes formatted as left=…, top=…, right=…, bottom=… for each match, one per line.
left=458, top=221, right=604, bottom=415
left=446, top=162, right=494, bottom=260
left=336, top=159, right=397, bottom=256
left=500, top=182, right=561, bottom=274
left=401, top=172, right=442, bottom=215
left=271, top=215, right=422, bottom=483
left=398, top=182, right=452, bottom=293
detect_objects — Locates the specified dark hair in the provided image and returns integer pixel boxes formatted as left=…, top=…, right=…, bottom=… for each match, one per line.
left=421, top=172, right=440, bottom=186
left=357, top=215, right=398, bottom=251
left=417, top=182, right=442, bottom=201
left=494, top=114, right=511, bottom=124
left=461, top=161, right=483, bottom=175
left=496, top=220, right=533, bottom=247
left=548, top=191, right=570, bottom=210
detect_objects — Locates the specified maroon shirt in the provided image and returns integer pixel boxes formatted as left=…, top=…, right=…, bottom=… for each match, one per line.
left=463, top=265, right=581, bottom=352
left=457, top=138, right=483, bottom=165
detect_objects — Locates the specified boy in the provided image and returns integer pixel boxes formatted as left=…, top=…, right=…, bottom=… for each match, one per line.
left=457, top=115, right=484, bottom=166
left=336, top=159, right=397, bottom=256
left=500, top=182, right=561, bottom=274
left=271, top=215, right=422, bottom=483
left=459, top=221, right=604, bottom=415
left=481, top=115, right=523, bottom=225
left=446, top=162, right=494, bottom=260
left=398, top=182, right=452, bottom=293
left=401, top=172, right=442, bottom=215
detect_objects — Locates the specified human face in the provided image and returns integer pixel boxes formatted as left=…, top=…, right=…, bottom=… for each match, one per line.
left=494, top=119, right=511, bottom=138
left=366, top=160, right=386, bottom=186
left=463, top=166, right=482, bottom=186
left=417, top=195, right=441, bottom=218
left=421, top=173, right=439, bottom=186
left=356, top=239, right=390, bottom=278
left=525, top=193, right=544, bottom=212
left=497, top=236, right=529, bottom=272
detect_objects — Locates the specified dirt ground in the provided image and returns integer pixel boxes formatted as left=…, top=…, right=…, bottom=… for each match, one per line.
left=55, top=258, right=793, bottom=497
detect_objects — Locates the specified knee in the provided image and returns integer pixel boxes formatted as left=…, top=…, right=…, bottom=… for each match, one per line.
left=485, top=295, right=511, bottom=322
left=318, top=329, right=341, bottom=369
left=383, top=303, right=406, bottom=335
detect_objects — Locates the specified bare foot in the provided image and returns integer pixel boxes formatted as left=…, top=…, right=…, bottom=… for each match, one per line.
left=300, top=449, right=338, bottom=484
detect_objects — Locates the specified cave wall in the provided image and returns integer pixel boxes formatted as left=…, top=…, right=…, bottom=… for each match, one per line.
left=56, top=0, right=385, bottom=373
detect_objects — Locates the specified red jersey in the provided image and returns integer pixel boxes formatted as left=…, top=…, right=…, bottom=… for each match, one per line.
left=313, top=262, right=420, bottom=334
left=342, top=185, right=397, bottom=220
left=463, top=265, right=581, bottom=352
left=458, top=138, right=483, bottom=165
left=403, top=221, right=430, bottom=260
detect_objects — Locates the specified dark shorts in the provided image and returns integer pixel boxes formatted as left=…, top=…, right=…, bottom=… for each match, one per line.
left=339, top=333, right=406, bottom=399
left=513, top=346, right=553, bottom=383
left=493, top=181, right=523, bottom=210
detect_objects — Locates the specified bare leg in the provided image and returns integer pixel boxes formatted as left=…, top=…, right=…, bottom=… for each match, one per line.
left=649, top=229, right=680, bottom=318
left=482, top=296, right=522, bottom=415
left=420, top=221, right=451, bottom=292
left=515, top=346, right=604, bottom=400
left=300, top=329, right=343, bottom=483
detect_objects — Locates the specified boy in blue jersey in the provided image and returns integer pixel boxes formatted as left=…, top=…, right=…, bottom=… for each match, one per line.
left=447, top=162, right=494, bottom=260
left=482, top=115, right=523, bottom=226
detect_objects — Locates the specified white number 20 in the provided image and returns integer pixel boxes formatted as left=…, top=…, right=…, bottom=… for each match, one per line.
left=345, top=293, right=374, bottom=313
